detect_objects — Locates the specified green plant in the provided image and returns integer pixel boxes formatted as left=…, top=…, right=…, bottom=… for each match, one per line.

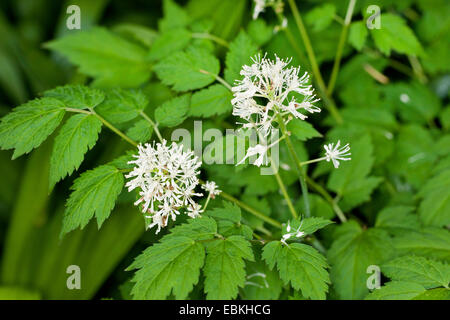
left=0, top=0, right=448, bottom=300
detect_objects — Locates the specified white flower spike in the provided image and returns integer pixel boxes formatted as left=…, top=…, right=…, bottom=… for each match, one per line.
left=324, top=140, right=351, bottom=169
left=232, top=54, right=319, bottom=138
left=125, top=140, right=203, bottom=233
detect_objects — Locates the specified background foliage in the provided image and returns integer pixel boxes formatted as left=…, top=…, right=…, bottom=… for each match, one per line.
left=0, top=0, right=448, bottom=300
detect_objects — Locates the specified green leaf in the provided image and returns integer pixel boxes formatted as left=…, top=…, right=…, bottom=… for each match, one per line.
left=189, top=84, right=233, bottom=117
left=204, top=235, right=254, bottom=299
left=412, top=288, right=450, bottom=300
left=241, top=259, right=283, bottom=300
left=163, top=216, right=217, bottom=241
left=327, top=134, right=374, bottom=195
left=417, top=168, right=450, bottom=227
left=49, top=114, right=102, bottom=191
left=388, top=124, right=436, bottom=188
left=154, top=46, right=220, bottom=92
left=0, top=286, right=41, bottom=300
left=45, top=27, right=150, bottom=87
left=262, top=241, right=330, bottom=300
left=370, top=14, right=424, bottom=56
left=440, top=106, right=450, bottom=131
left=128, top=236, right=204, bottom=299
left=284, top=217, right=334, bottom=236
left=387, top=82, right=441, bottom=124
left=365, top=281, right=426, bottom=300
left=205, top=201, right=241, bottom=223
left=159, top=0, right=190, bottom=32
left=382, top=256, right=450, bottom=288
left=126, top=119, right=153, bottom=143
left=348, top=21, right=368, bottom=51
left=113, top=23, right=158, bottom=48
left=0, top=97, right=65, bottom=159
left=305, top=4, right=336, bottom=32
left=328, top=222, right=395, bottom=299
left=44, top=85, right=105, bottom=109
left=296, top=194, right=335, bottom=220
left=155, top=94, right=190, bottom=127
left=287, top=118, right=322, bottom=141
left=205, top=201, right=252, bottom=239
left=339, top=176, right=383, bottom=211
left=393, top=228, right=450, bottom=263
left=148, top=28, right=191, bottom=61
left=62, top=165, right=124, bottom=236
left=247, top=19, right=273, bottom=46
left=95, top=88, right=148, bottom=124
left=375, top=206, right=421, bottom=235
left=224, top=31, right=258, bottom=84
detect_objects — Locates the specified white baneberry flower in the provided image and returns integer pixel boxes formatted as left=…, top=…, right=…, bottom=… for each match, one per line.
left=201, top=181, right=222, bottom=198
left=125, top=140, right=203, bottom=233
left=324, top=140, right=351, bottom=169
left=187, top=203, right=203, bottom=218
left=237, top=144, right=268, bottom=167
left=253, top=0, right=267, bottom=19
left=281, top=221, right=305, bottom=246
left=231, top=54, right=319, bottom=138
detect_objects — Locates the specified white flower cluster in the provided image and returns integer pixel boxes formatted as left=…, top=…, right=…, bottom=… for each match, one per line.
left=232, top=53, right=352, bottom=170
left=324, top=140, right=351, bottom=168
left=232, top=54, right=320, bottom=138
left=125, top=140, right=204, bottom=234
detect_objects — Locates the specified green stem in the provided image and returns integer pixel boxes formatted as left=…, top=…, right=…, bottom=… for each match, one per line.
left=273, top=162, right=298, bottom=219
left=203, top=193, right=212, bottom=211
left=286, top=0, right=343, bottom=124
left=199, top=69, right=232, bottom=91
left=139, top=110, right=163, bottom=142
left=328, top=0, right=356, bottom=95
left=65, top=107, right=91, bottom=114
left=219, top=191, right=282, bottom=229
left=305, top=176, right=347, bottom=223
left=274, top=11, right=308, bottom=66
left=408, top=55, right=428, bottom=83
left=191, top=33, right=229, bottom=48
left=252, top=121, right=298, bottom=220
left=300, top=157, right=327, bottom=166
left=91, top=109, right=138, bottom=147
left=276, top=113, right=311, bottom=218
left=67, top=108, right=138, bottom=147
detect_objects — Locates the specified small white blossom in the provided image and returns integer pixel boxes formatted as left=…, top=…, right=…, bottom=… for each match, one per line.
left=125, top=140, right=203, bottom=233
left=324, top=140, right=351, bottom=169
left=400, top=93, right=410, bottom=103
left=232, top=54, right=319, bottom=138
left=253, top=0, right=267, bottom=19
left=237, top=144, right=268, bottom=167
left=281, top=221, right=305, bottom=246
left=187, top=203, right=203, bottom=218
left=201, top=181, right=222, bottom=197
